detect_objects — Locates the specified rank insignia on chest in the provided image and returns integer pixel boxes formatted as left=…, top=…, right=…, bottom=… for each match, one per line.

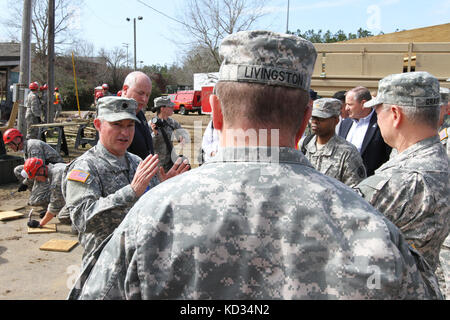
left=68, top=170, right=90, bottom=183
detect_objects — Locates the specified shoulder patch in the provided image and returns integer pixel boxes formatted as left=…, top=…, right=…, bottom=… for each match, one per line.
left=68, top=170, right=90, bottom=183
left=439, top=128, right=448, bottom=141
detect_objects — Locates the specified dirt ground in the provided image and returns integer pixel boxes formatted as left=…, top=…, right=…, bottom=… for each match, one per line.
left=0, top=111, right=211, bottom=300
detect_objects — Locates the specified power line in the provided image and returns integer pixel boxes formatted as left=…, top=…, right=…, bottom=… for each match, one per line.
left=136, top=0, right=192, bottom=29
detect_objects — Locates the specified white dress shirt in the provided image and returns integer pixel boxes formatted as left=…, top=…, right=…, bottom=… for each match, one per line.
left=346, top=109, right=374, bottom=152
left=201, top=120, right=220, bottom=163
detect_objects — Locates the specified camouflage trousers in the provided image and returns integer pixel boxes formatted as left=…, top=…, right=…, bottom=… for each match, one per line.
left=25, top=112, right=41, bottom=139
left=437, top=235, right=450, bottom=299
left=14, top=165, right=50, bottom=207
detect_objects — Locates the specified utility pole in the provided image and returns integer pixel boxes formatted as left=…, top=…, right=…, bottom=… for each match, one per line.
left=47, top=0, right=55, bottom=123
left=286, top=0, right=290, bottom=34
left=18, top=0, right=32, bottom=134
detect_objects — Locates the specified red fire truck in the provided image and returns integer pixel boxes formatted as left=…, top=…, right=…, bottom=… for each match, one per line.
left=173, top=90, right=202, bottom=115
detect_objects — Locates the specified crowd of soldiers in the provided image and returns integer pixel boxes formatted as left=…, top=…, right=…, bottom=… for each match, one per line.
left=2, top=29, right=449, bottom=300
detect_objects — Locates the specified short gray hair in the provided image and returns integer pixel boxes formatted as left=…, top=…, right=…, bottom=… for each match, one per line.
left=383, top=104, right=440, bottom=129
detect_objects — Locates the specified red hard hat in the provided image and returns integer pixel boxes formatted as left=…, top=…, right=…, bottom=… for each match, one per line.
left=29, top=82, right=39, bottom=91
left=95, top=92, right=104, bottom=99
left=42, top=84, right=48, bottom=90
left=3, top=128, right=23, bottom=144
left=22, top=158, right=44, bottom=180
left=117, top=90, right=122, bottom=97
left=102, top=83, right=109, bottom=90
left=54, top=87, right=59, bottom=92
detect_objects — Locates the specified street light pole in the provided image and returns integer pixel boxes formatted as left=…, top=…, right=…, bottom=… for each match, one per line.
left=126, top=16, right=143, bottom=71
left=133, top=18, right=136, bottom=70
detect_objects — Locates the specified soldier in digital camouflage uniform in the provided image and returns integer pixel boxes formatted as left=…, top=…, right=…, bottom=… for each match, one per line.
left=40, top=84, right=49, bottom=122
left=304, top=98, right=366, bottom=187
left=356, top=72, right=449, bottom=277
left=150, top=96, right=190, bottom=172
left=3, top=128, right=64, bottom=207
left=69, top=30, right=442, bottom=300
left=437, top=86, right=450, bottom=299
left=25, top=83, right=42, bottom=139
left=21, top=158, right=69, bottom=228
left=62, top=96, right=189, bottom=267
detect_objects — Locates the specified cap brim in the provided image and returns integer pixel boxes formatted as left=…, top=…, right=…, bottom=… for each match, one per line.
left=363, top=96, right=383, bottom=108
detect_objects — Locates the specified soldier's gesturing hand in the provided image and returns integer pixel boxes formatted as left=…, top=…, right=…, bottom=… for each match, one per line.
left=131, top=154, right=159, bottom=197
left=159, top=156, right=190, bottom=182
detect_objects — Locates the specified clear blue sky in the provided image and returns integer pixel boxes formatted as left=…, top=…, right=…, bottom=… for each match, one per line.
left=1, top=0, right=449, bottom=68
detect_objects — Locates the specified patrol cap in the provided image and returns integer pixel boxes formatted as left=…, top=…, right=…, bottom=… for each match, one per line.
left=440, top=87, right=449, bottom=105
left=154, top=96, right=174, bottom=108
left=218, top=30, right=317, bottom=91
left=364, top=71, right=440, bottom=109
left=97, top=96, right=140, bottom=123
left=311, top=98, right=342, bottom=118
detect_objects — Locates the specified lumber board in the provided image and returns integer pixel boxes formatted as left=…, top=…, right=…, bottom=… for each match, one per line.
left=28, top=223, right=57, bottom=234
left=39, top=239, right=79, bottom=252
left=0, top=211, right=24, bottom=221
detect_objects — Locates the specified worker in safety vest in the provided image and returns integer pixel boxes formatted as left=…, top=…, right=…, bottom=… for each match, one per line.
left=54, top=87, right=62, bottom=121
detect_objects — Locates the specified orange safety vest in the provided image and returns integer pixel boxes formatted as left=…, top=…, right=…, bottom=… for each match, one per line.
left=54, top=92, right=61, bottom=105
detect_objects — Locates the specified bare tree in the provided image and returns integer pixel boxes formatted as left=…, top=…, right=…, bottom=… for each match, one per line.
left=98, top=47, right=130, bottom=91
left=178, top=0, right=268, bottom=68
left=2, top=0, right=84, bottom=57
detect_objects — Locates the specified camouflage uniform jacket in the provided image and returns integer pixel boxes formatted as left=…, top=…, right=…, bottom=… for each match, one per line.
left=23, top=139, right=64, bottom=164
left=62, top=142, right=159, bottom=265
left=305, top=134, right=366, bottom=187
left=69, top=147, right=441, bottom=300
left=356, top=136, right=450, bottom=271
left=151, top=117, right=188, bottom=171
left=25, top=91, right=41, bottom=118
left=46, top=163, right=68, bottom=215
left=19, top=139, right=64, bottom=185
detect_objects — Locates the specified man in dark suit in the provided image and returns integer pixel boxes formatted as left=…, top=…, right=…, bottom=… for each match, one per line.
left=121, top=71, right=155, bottom=160
left=338, top=86, right=391, bottom=177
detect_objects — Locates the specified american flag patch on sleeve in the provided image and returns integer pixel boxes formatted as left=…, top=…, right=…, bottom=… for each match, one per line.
left=68, top=170, right=90, bottom=183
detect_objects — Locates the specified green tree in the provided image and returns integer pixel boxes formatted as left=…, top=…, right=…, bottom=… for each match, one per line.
left=291, top=28, right=381, bottom=43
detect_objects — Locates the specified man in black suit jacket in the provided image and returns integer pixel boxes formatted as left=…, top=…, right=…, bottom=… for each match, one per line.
left=338, top=86, right=391, bottom=177
left=121, top=71, right=155, bottom=160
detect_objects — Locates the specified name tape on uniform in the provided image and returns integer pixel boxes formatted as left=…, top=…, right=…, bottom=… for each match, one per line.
left=413, top=96, right=440, bottom=107
left=220, top=64, right=310, bottom=91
